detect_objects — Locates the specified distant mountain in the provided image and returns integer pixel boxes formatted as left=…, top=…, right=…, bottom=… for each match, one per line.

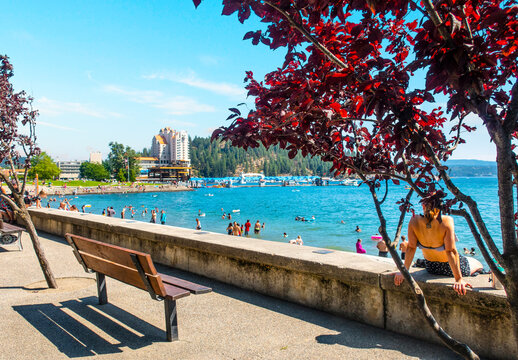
left=445, top=159, right=496, bottom=177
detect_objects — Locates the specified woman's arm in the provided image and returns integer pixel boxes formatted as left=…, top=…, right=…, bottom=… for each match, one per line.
left=394, top=218, right=418, bottom=286
left=443, top=217, right=471, bottom=295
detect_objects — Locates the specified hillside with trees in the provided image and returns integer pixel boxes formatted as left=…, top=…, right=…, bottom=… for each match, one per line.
left=189, top=137, right=331, bottom=178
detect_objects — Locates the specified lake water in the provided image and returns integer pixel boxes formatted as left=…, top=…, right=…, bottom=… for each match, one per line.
left=50, top=177, right=501, bottom=266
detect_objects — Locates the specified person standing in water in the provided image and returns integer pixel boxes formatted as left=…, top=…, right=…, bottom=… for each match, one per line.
left=160, top=210, right=167, bottom=225
left=254, top=220, right=261, bottom=235
left=356, top=239, right=366, bottom=254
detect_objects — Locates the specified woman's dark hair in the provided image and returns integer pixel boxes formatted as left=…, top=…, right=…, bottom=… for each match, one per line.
left=420, top=190, right=446, bottom=226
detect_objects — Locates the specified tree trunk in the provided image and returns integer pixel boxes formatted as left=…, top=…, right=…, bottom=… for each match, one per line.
left=17, top=209, right=58, bottom=289
left=504, top=256, right=518, bottom=347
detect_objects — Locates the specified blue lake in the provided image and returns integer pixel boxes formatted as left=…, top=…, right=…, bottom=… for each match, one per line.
left=50, top=177, right=500, bottom=266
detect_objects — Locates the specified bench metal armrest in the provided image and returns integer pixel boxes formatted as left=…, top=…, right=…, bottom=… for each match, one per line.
left=130, top=253, right=160, bottom=300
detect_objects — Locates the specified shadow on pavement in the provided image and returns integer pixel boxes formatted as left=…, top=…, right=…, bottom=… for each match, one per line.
left=154, top=264, right=455, bottom=360
left=40, top=231, right=454, bottom=359
left=13, top=296, right=164, bottom=358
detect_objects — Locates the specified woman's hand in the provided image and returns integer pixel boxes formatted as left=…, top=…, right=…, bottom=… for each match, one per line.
left=394, top=272, right=404, bottom=286
left=453, top=279, right=472, bottom=296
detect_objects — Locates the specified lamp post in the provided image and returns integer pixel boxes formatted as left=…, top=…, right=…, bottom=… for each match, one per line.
left=124, top=156, right=130, bottom=183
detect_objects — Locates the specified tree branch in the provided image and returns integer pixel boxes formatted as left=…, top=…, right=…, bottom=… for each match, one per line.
left=264, top=1, right=347, bottom=70
left=451, top=209, right=506, bottom=285
left=419, top=131, right=504, bottom=266
left=357, top=171, right=480, bottom=360
left=505, top=80, right=518, bottom=133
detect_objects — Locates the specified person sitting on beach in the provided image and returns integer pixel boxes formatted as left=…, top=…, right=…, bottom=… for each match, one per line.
left=394, top=196, right=483, bottom=296
left=0, top=187, right=15, bottom=223
left=356, top=239, right=366, bottom=254
left=289, top=235, right=303, bottom=245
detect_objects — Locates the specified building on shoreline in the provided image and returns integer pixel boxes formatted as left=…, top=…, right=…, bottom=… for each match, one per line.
left=89, top=152, right=102, bottom=164
left=57, top=160, right=82, bottom=179
left=137, top=128, right=191, bottom=182
left=151, top=128, right=190, bottom=166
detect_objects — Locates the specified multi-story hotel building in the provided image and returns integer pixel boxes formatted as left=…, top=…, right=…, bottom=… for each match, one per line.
left=151, top=128, right=190, bottom=166
left=138, top=128, right=191, bottom=181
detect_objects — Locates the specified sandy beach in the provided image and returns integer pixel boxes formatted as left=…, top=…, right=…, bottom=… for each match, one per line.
left=23, top=183, right=193, bottom=196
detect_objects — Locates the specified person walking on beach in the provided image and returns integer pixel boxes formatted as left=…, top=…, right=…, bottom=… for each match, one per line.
left=244, top=220, right=251, bottom=236
left=160, top=210, right=167, bottom=225
left=196, top=218, right=202, bottom=230
left=254, top=220, right=261, bottom=235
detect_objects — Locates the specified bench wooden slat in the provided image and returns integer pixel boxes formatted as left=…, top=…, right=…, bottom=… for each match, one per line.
left=0, top=223, right=24, bottom=233
left=67, top=234, right=156, bottom=274
left=159, top=273, right=212, bottom=295
left=163, top=283, right=191, bottom=300
left=64, top=232, right=212, bottom=342
left=79, top=252, right=167, bottom=297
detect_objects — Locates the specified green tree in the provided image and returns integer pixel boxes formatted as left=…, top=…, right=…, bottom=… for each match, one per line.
left=28, top=152, right=61, bottom=180
left=79, top=162, right=110, bottom=181
left=107, top=142, right=139, bottom=181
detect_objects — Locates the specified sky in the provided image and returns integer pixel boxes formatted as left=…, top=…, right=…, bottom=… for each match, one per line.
left=1, top=1, right=496, bottom=161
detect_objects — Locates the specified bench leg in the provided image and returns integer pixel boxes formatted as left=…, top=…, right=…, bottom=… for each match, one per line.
left=17, top=231, right=23, bottom=251
left=96, top=273, right=108, bottom=305
left=164, top=298, right=178, bottom=341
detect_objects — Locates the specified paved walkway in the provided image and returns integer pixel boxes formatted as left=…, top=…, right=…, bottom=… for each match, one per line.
left=0, top=231, right=459, bottom=359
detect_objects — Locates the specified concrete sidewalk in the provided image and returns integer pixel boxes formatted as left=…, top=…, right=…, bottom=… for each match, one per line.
left=0, top=231, right=458, bottom=360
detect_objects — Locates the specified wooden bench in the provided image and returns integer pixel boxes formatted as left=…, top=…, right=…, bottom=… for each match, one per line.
left=0, top=222, right=25, bottom=251
left=64, top=233, right=212, bottom=341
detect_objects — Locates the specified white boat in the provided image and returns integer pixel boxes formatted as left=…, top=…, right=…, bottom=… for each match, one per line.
left=341, top=179, right=359, bottom=186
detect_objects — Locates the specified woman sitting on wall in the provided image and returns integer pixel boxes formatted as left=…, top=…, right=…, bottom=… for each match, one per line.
left=394, top=193, right=483, bottom=296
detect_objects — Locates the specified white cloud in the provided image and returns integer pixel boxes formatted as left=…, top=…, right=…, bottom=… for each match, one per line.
left=103, top=85, right=215, bottom=115
left=158, top=118, right=198, bottom=127
left=35, top=97, right=122, bottom=119
left=199, top=55, right=221, bottom=66
left=37, top=121, right=79, bottom=132
left=155, top=96, right=215, bottom=115
left=102, top=85, right=163, bottom=104
left=144, top=71, right=246, bottom=98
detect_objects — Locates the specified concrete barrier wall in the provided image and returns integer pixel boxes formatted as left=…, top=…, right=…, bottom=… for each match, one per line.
left=29, top=208, right=516, bottom=359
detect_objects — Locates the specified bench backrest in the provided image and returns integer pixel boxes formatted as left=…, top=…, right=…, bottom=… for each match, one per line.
left=65, top=233, right=167, bottom=298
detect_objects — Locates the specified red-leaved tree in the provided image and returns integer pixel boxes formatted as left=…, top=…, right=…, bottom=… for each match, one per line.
left=194, top=1, right=517, bottom=359
left=0, top=55, right=57, bottom=288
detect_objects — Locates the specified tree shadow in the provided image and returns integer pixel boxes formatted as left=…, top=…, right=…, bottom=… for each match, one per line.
left=13, top=296, right=164, bottom=358
left=154, top=264, right=457, bottom=359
